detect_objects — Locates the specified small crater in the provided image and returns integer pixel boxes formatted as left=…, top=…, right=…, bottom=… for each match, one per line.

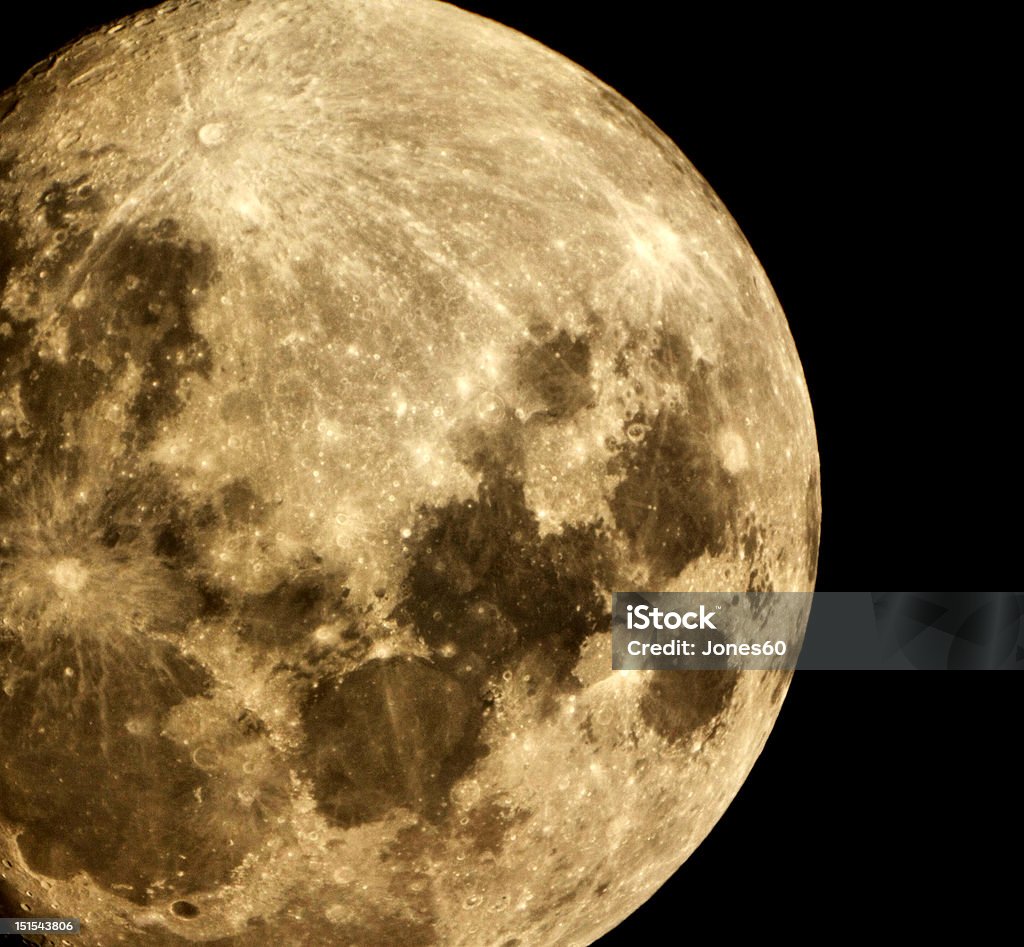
left=171, top=899, right=200, bottom=918
left=37, top=176, right=104, bottom=230
left=718, top=429, right=749, bottom=474
left=198, top=123, right=226, bottom=147
left=48, top=557, right=88, bottom=594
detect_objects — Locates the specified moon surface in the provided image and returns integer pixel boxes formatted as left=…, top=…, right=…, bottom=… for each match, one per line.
left=0, top=1, right=819, bottom=944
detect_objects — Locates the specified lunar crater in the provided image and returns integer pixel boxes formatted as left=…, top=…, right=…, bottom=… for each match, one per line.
left=0, top=1, right=818, bottom=943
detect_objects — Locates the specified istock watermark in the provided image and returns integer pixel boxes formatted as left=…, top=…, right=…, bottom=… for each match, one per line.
left=612, top=592, right=1024, bottom=670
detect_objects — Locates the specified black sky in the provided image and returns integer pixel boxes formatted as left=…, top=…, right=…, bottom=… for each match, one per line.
left=1, top=3, right=1016, bottom=942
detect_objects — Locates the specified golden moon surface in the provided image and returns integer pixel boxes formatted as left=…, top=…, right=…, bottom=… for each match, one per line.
left=0, top=1, right=820, bottom=944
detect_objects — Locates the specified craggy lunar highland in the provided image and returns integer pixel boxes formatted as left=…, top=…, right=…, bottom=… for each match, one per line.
left=0, top=0, right=820, bottom=944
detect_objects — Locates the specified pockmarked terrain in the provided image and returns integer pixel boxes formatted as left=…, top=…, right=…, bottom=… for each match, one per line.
left=0, top=1, right=819, bottom=944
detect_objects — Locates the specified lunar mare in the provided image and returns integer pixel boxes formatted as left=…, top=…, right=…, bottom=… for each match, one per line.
left=0, top=1, right=819, bottom=944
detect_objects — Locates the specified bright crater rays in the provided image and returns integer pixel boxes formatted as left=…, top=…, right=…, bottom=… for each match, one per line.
left=0, top=1, right=818, bottom=945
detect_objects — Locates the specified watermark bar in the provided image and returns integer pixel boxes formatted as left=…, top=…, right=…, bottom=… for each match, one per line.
left=612, top=592, right=1024, bottom=670
left=0, top=917, right=81, bottom=935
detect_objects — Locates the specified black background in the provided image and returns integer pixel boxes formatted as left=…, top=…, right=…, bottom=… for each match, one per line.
left=1, top=2, right=1017, bottom=942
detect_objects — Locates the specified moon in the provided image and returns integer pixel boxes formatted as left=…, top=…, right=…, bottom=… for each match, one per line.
left=0, top=1, right=819, bottom=944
